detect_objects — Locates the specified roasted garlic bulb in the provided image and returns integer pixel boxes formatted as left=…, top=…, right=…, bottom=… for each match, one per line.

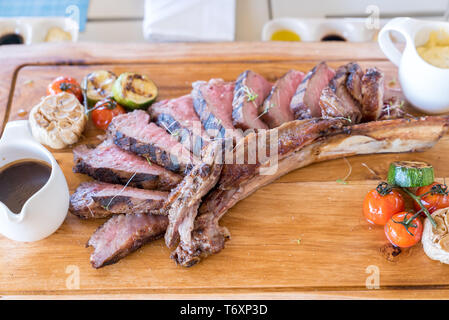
left=29, top=92, right=87, bottom=149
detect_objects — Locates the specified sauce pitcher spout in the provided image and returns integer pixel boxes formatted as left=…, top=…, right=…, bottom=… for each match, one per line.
left=0, top=201, right=24, bottom=223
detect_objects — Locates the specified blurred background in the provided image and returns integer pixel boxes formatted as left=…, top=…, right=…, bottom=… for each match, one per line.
left=0, top=0, right=448, bottom=45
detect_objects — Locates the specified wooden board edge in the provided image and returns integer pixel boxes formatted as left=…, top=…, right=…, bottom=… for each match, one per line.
left=2, top=287, right=449, bottom=300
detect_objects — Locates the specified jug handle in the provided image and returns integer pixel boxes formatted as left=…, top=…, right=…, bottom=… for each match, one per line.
left=378, top=17, right=417, bottom=67
left=1, top=120, right=35, bottom=144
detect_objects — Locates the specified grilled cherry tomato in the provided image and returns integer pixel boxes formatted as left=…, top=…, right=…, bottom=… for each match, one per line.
left=384, top=212, right=423, bottom=248
left=47, top=76, right=83, bottom=103
left=91, top=97, right=126, bottom=130
left=413, top=182, right=449, bottom=214
left=363, top=182, right=405, bottom=225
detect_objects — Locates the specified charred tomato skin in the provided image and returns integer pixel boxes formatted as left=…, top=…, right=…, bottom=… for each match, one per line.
left=47, top=76, right=83, bottom=103
left=363, top=188, right=405, bottom=225
left=91, top=97, right=126, bottom=130
left=413, top=182, right=449, bottom=214
left=384, top=212, right=423, bottom=248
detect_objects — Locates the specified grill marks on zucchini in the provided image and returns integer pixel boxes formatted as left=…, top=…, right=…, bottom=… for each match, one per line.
left=113, top=72, right=158, bottom=109
left=82, top=70, right=117, bottom=107
left=387, top=161, right=434, bottom=187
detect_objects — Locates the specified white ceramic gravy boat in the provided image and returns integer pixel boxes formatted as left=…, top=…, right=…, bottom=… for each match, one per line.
left=0, top=120, right=69, bottom=242
left=378, top=17, right=449, bottom=114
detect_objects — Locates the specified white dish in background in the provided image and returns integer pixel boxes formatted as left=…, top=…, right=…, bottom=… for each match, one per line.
left=0, top=17, right=78, bottom=44
left=262, top=17, right=387, bottom=42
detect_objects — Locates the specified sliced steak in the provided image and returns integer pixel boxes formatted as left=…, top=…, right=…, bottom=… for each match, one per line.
left=87, top=213, right=168, bottom=268
left=346, top=62, right=364, bottom=104
left=232, top=70, right=272, bottom=130
left=322, top=64, right=362, bottom=123
left=290, top=62, right=335, bottom=119
left=149, top=94, right=209, bottom=157
left=163, top=142, right=222, bottom=249
left=73, top=140, right=182, bottom=191
left=173, top=116, right=449, bottom=267
left=319, top=87, right=359, bottom=122
left=109, top=110, right=198, bottom=175
left=360, top=67, right=385, bottom=121
left=260, top=69, right=304, bottom=128
left=192, top=79, right=243, bottom=142
left=70, top=181, right=168, bottom=219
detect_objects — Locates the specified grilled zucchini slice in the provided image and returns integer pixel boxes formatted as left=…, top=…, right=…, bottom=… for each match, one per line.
left=112, top=72, right=158, bottom=109
left=387, top=161, right=434, bottom=187
left=82, top=70, right=117, bottom=107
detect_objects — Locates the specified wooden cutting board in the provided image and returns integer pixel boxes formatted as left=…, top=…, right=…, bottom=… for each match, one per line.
left=1, top=42, right=449, bottom=299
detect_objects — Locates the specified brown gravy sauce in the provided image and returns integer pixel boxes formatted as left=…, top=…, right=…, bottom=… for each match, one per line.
left=0, top=159, right=51, bottom=214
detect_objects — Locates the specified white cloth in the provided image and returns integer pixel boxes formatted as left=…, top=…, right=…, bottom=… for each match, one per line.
left=143, top=0, right=236, bottom=42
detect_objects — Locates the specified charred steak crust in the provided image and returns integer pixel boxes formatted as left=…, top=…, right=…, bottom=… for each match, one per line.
left=163, top=143, right=223, bottom=250
left=69, top=181, right=168, bottom=219
left=149, top=95, right=209, bottom=157
left=152, top=112, right=206, bottom=156
left=219, top=118, right=346, bottom=190
left=73, top=143, right=181, bottom=191
left=108, top=111, right=197, bottom=175
left=346, top=62, right=364, bottom=104
left=361, top=67, right=385, bottom=121
left=87, top=213, right=168, bottom=268
left=113, top=130, right=186, bottom=174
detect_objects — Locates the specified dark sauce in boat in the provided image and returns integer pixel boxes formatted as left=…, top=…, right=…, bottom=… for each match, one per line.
left=0, top=159, right=51, bottom=213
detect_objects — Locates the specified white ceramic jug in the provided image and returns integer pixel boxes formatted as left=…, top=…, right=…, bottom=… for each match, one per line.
left=378, top=17, right=449, bottom=114
left=0, top=120, right=69, bottom=242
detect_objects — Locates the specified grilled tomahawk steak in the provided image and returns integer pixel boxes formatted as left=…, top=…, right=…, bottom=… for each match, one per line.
left=172, top=116, right=449, bottom=266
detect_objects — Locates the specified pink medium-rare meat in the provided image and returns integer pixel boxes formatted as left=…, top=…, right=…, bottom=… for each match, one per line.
left=149, top=95, right=210, bottom=156
left=87, top=213, right=168, bottom=268
left=290, top=62, right=336, bottom=119
left=231, top=70, right=272, bottom=130
left=73, top=140, right=182, bottom=191
left=192, top=79, right=243, bottom=141
left=259, top=69, right=305, bottom=128
left=69, top=181, right=168, bottom=219
left=109, top=110, right=198, bottom=175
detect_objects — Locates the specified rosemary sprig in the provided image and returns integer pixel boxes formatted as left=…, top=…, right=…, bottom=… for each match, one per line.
left=242, top=85, right=258, bottom=102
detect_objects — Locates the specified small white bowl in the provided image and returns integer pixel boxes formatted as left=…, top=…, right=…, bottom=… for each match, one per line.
left=0, top=17, right=78, bottom=44
left=262, top=18, right=386, bottom=42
